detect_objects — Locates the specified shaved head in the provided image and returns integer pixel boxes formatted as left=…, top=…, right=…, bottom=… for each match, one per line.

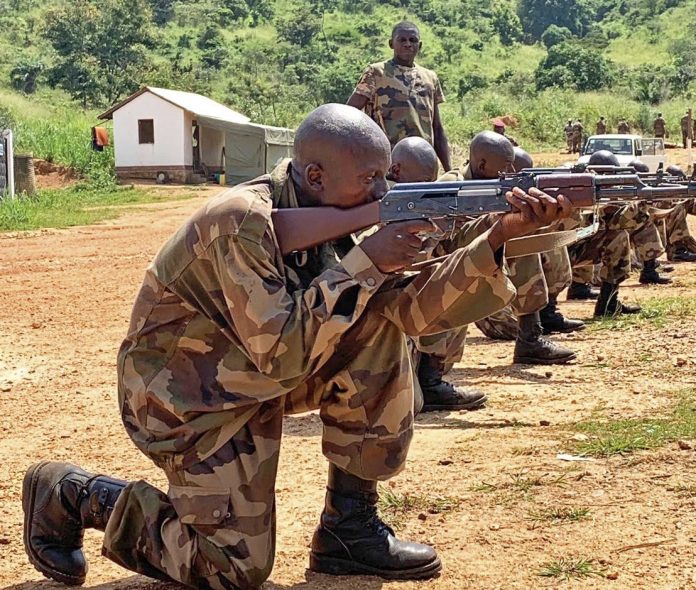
left=392, top=20, right=419, bottom=38
left=291, top=104, right=391, bottom=208
left=628, top=159, right=649, bottom=173
left=293, top=103, right=389, bottom=167
left=513, top=147, right=534, bottom=171
left=389, top=137, right=438, bottom=183
left=469, top=131, right=515, bottom=179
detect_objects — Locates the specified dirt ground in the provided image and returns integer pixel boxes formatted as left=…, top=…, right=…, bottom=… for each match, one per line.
left=2, top=169, right=696, bottom=590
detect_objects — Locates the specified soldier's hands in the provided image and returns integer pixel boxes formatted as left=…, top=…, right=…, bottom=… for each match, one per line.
left=488, top=187, right=572, bottom=251
left=361, top=219, right=435, bottom=273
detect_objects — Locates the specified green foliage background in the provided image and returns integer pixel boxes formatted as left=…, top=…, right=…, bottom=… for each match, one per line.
left=1, top=0, right=696, bottom=174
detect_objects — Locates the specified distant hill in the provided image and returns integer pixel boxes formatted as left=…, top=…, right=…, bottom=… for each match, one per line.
left=1, top=0, right=696, bottom=160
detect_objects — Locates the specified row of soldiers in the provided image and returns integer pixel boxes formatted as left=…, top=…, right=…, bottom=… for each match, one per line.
left=566, top=111, right=696, bottom=153
left=20, top=20, right=696, bottom=589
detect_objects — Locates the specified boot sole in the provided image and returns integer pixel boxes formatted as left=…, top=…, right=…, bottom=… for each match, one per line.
left=513, top=353, right=576, bottom=365
left=22, top=461, right=86, bottom=586
left=309, top=552, right=442, bottom=580
left=422, top=396, right=487, bottom=412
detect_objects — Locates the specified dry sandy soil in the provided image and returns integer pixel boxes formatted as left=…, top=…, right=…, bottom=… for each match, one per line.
left=2, top=160, right=696, bottom=590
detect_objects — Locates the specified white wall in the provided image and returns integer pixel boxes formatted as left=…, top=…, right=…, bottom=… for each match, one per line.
left=112, top=92, right=187, bottom=168
left=199, top=126, right=225, bottom=168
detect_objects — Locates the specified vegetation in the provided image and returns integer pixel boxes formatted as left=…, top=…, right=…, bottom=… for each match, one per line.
left=0, top=0, right=696, bottom=186
left=573, top=389, right=696, bottom=457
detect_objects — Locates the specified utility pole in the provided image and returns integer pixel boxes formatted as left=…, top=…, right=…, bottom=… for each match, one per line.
left=688, top=108, right=693, bottom=175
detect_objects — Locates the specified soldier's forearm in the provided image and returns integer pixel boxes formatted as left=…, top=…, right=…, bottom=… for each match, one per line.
left=434, top=129, right=451, bottom=172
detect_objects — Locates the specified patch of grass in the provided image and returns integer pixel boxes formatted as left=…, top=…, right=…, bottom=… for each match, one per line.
left=0, top=184, right=199, bottom=231
left=589, top=297, right=696, bottom=331
left=538, top=557, right=606, bottom=581
left=470, top=471, right=568, bottom=498
left=377, top=486, right=461, bottom=528
left=528, top=506, right=591, bottom=524
left=573, top=389, right=696, bottom=457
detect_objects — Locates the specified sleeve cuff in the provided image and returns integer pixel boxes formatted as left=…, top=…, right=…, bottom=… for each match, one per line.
left=341, top=245, right=387, bottom=293
left=466, top=227, right=506, bottom=276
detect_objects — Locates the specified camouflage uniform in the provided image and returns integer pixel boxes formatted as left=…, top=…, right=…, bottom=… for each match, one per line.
left=663, top=201, right=696, bottom=258
left=564, top=122, right=573, bottom=152
left=425, top=165, right=549, bottom=350
left=617, top=120, right=630, bottom=134
left=630, top=209, right=665, bottom=263
left=571, top=121, right=584, bottom=153
left=596, top=119, right=607, bottom=135
left=105, top=161, right=515, bottom=589
left=570, top=203, right=650, bottom=285
left=653, top=116, right=667, bottom=138
left=352, top=59, right=444, bottom=146
left=681, top=114, right=691, bottom=148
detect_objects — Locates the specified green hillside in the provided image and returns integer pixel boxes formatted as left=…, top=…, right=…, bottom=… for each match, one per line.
left=1, top=0, right=696, bottom=170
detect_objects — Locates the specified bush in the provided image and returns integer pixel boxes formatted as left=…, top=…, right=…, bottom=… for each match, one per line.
left=535, top=42, right=612, bottom=92
left=541, top=25, right=572, bottom=48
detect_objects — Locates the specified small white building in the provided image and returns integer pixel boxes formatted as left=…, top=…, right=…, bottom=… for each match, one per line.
left=98, top=86, right=294, bottom=184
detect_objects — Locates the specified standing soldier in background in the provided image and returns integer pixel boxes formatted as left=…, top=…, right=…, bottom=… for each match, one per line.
left=681, top=111, right=691, bottom=148
left=493, top=120, right=519, bottom=146
left=564, top=119, right=573, bottom=153
left=596, top=116, right=607, bottom=134
left=653, top=113, right=667, bottom=138
left=571, top=119, right=584, bottom=153
left=617, top=118, right=630, bottom=134
left=347, top=21, right=451, bottom=171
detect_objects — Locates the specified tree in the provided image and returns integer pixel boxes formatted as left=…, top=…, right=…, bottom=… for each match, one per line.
left=197, top=25, right=228, bottom=69
left=491, top=3, right=523, bottom=46
left=10, top=58, right=44, bottom=94
left=540, top=25, right=572, bottom=48
left=535, top=42, right=612, bottom=91
left=275, top=4, right=321, bottom=47
left=43, top=0, right=155, bottom=106
left=517, top=0, right=591, bottom=40
left=149, top=0, right=175, bottom=25
left=247, top=0, right=274, bottom=25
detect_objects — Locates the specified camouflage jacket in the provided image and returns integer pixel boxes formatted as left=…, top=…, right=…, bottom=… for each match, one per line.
left=117, top=160, right=513, bottom=469
left=353, top=59, right=444, bottom=146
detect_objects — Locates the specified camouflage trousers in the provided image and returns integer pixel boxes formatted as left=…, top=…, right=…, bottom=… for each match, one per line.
left=417, top=215, right=549, bottom=363
left=570, top=204, right=651, bottom=285
left=630, top=219, right=664, bottom=263
left=104, top=243, right=515, bottom=589
left=663, top=201, right=696, bottom=258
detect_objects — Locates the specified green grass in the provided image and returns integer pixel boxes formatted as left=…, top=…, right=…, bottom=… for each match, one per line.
left=377, top=486, right=460, bottom=528
left=0, top=184, right=199, bottom=231
left=470, top=471, right=568, bottom=496
left=538, top=557, right=606, bottom=580
left=589, top=296, right=696, bottom=332
left=573, top=390, right=696, bottom=457
left=528, top=506, right=591, bottom=524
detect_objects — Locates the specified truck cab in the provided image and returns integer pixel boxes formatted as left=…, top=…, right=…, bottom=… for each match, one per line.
left=577, top=134, right=666, bottom=172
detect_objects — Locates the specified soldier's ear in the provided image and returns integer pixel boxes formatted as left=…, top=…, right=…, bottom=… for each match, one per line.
left=305, top=163, right=324, bottom=193
left=389, top=163, right=400, bottom=182
left=389, top=38, right=394, bottom=49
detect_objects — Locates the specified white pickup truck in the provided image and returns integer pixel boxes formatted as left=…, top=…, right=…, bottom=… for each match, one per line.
left=577, top=134, right=667, bottom=172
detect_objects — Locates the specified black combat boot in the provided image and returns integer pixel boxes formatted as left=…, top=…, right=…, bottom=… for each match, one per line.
left=639, top=259, right=672, bottom=285
left=566, top=281, right=599, bottom=300
left=513, top=312, right=576, bottom=365
left=539, top=295, right=586, bottom=334
left=593, top=282, right=641, bottom=317
left=417, top=353, right=487, bottom=412
left=670, top=247, right=696, bottom=262
left=310, top=465, right=441, bottom=580
left=22, top=461, right=127, bottom=586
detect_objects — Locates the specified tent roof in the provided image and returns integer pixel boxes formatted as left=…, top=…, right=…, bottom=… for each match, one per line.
left=197, top=115, right=295, bottom=146
left=98, top=87, right=250, bottom=124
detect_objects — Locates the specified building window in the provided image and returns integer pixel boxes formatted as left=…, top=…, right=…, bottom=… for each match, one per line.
left=138, top=119, right=154, bottom=144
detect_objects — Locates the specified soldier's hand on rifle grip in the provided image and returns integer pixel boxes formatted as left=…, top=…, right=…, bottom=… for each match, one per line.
left=361, top=219, right=435, bottom=273
left=488, top=187, right=572, bottom=250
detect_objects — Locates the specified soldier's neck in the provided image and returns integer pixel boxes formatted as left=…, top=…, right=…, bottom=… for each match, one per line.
left=393, top=56, right=416, bottom=67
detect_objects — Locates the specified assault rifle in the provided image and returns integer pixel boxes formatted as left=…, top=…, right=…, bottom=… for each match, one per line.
left=272, top=170, right=696, bottom=256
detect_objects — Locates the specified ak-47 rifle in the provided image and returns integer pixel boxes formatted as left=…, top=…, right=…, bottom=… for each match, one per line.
left=272, top=169, right=696, bottom=256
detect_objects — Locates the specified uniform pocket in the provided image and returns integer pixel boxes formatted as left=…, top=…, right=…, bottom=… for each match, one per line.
left=168, top=485, right=231, bottom=525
